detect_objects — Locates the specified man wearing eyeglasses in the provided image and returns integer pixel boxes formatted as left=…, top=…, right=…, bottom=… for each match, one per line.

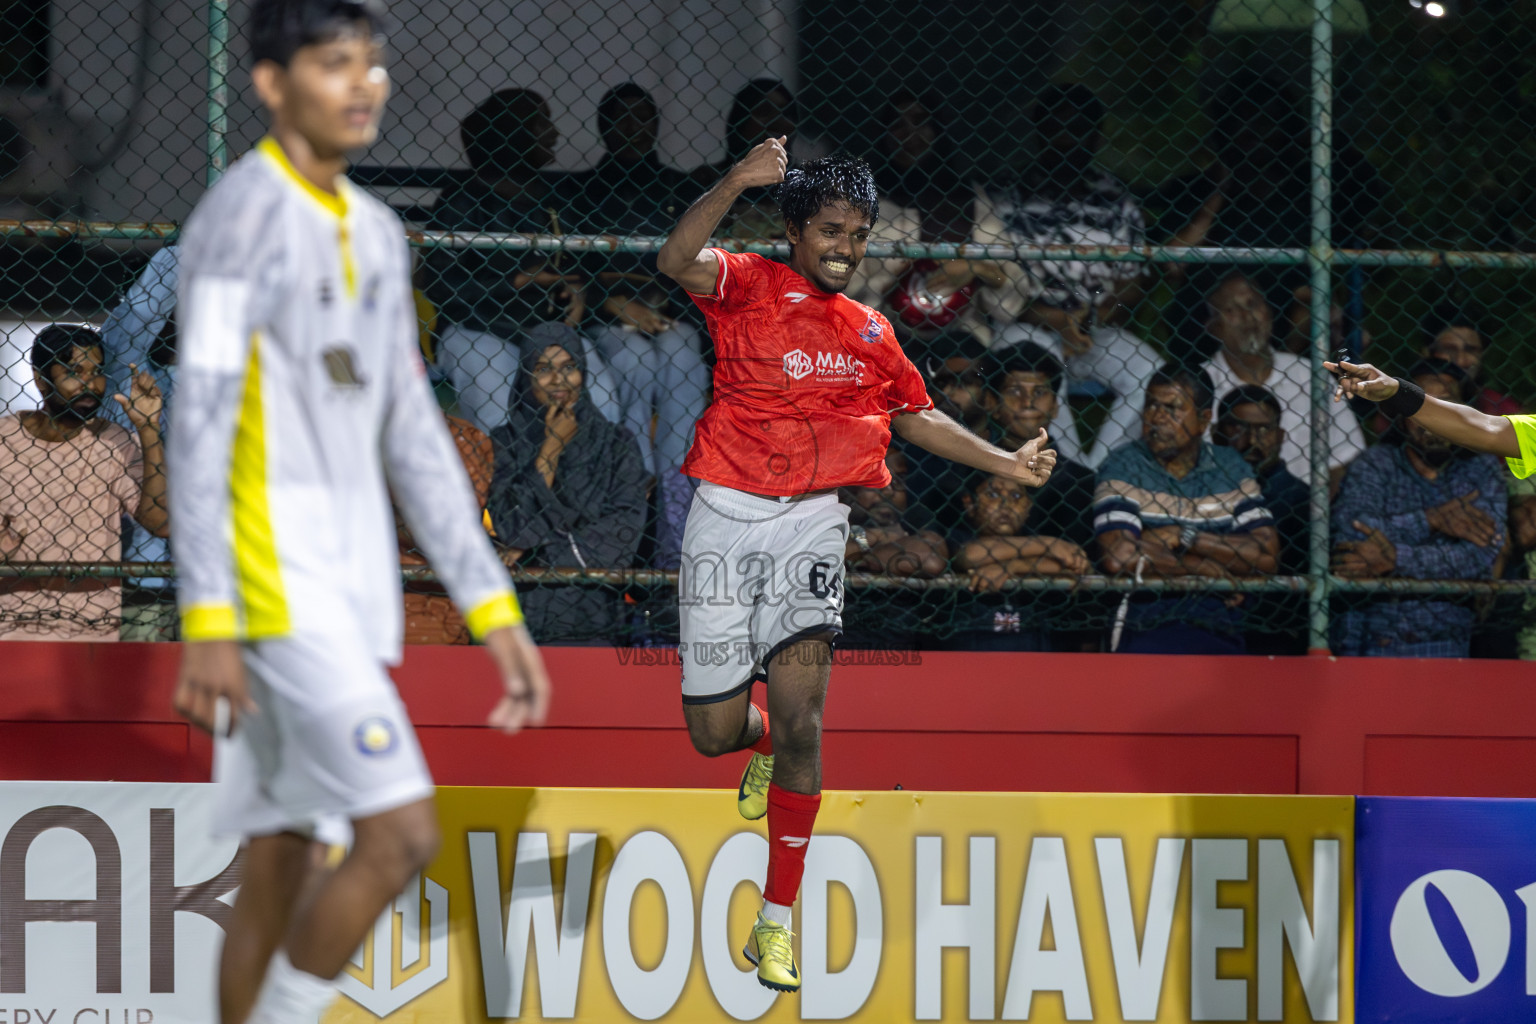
left=1213, top=384, right=1309, bottom=577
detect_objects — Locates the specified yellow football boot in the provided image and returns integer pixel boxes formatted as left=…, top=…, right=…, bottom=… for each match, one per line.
left=737, top=752, right=774, bottom=820
left=742, top=911, right=800, bottom=992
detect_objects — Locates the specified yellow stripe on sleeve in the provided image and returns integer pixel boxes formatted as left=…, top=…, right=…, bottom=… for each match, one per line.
left=181, top=603, right=238, bottom=641
left=465, top=591, right=524, bottom=639
left=231, top=333, right=291, bottom=638
left=1506, top=414, right=1536, bottom=479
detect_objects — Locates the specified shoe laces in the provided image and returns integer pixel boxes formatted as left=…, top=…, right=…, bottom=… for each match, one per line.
left=759, top=921, right=796, bottom=968
left=746, top=754, right=774, bottom=790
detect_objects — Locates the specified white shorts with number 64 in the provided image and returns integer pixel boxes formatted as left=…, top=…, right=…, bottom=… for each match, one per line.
left=678, top=481, right=848, bottom=704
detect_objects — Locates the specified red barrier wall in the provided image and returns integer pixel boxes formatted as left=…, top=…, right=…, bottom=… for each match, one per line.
left=3, top=642, right=1535, bottom=796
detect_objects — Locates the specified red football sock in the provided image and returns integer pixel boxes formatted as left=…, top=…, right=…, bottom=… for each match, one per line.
left=749, top=704, right=773, bottom=755
left=764, top=783, right=821, bottom=907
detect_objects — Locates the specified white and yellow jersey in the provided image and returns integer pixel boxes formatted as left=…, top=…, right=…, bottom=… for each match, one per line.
left=170, top=137, right=519, bottom=659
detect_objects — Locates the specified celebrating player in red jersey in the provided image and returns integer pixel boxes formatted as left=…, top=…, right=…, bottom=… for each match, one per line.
left=657, top=138, right=1056, bottom=994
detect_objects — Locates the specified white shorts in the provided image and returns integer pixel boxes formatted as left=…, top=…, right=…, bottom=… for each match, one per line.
left=679, top=482, right=849, bottom=704
left=211, top=629, right=435, bottom=840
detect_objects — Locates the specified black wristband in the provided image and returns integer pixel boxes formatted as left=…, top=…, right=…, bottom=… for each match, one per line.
left=1380, top=377, right=1426, bottom=417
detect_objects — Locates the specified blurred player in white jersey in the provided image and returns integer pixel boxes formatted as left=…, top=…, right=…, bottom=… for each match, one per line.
left=167, top=1, right=551, bottom=1021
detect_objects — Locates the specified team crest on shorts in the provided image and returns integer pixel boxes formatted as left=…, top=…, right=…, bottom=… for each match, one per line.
left=354, top=716, right=398, bottom=756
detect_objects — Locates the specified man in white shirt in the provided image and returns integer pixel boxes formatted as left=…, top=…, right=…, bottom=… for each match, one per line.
left=1199, top=271, right=1363, bottom=490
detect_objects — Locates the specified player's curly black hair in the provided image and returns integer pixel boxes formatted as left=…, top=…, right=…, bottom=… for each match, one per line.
left=251, top=0, right=387, bottom=67
left=775, top=155, right=880, bottom=235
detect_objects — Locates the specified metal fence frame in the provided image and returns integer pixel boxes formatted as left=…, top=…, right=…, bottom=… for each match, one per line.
left=5, top=0, right=1536, bottom=652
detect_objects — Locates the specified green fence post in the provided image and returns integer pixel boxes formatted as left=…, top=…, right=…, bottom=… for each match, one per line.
left=206, top=0, right=229, bottom=188
left=1307, top=0, right=1335, bottom=654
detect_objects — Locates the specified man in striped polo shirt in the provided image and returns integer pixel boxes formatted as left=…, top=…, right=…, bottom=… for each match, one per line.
left=1093, top=363, right=1279, bottom=653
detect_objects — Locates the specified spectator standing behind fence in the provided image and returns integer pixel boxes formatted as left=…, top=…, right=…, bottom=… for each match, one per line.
left=986, top=343, right=1096, bottom=549
left=1213, top=384, right=1310, bottom=655
left=1331, top=359, right=1505, bottom=658
left=0, top=324, right=167, bottom=640
left=692, top=79, right=800, bottom=241
left=487, top=323, right=646, bottom=642
left=399, top=414, right=494, bottom=645
left=566, top=83, right=710, bottom=568
left=901, top=333, right=998, bottom=534
left=1094, top=365, right=1278, bottom=654
left=1213, top=385, right=1309, bottom=576
left=101, top=245, right=181, bottom=641
left=1199, top=271, right=1364, bottom=492
left=986, top=84, right=1163, bottom=469
left=1422, top=305, right=1521, bottom=416
left=1154, top=71, right=1386, bottom=367
left=425, top=88, right=619, bottom=433
left=949, top=473, right=1091, bottom=652
left=920, top=332, right=993, bottom=441
left=848, top=91, right=1029, bottom=345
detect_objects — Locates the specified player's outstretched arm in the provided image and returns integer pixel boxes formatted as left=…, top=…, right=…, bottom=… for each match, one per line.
left=1326, top=359, right=1519, bottom=458
left=377, top=270, right=554, bottom=733
left=656, top=135, right=787, bottom=295
left=892, top=408, right=1057, bottom=487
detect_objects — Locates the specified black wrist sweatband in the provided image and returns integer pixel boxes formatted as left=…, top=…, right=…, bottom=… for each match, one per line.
left=1380, top=377, right=1426, bottom=417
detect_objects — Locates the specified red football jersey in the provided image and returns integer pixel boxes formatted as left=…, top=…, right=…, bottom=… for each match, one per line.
left=683, top=249, right=934, bottom=494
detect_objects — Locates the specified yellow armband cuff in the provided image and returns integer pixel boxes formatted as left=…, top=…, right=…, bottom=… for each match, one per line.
left=1506, top=414, right=1536, bottom=480
left=181, top=603, right=239, bottom=641
left=465, top=591, right=524, bottom=639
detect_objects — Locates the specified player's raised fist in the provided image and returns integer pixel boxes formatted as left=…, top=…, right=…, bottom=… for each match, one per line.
left=728, top=135, right=789, bottom=190
left=1323, top=358, right=1398, bottom=404
left=1005, top=428, right=1057, bottom=488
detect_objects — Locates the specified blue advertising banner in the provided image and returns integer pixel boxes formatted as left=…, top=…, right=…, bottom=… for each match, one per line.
left=1357, top=797, right=1536, bottom=1023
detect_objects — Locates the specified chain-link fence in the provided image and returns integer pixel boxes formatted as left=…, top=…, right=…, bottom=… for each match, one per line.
left=2, top=0, right=1535, bottom=656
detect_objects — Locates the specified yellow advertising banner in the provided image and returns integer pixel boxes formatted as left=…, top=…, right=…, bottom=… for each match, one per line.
left=325, top=789, right=1353, bottom=1023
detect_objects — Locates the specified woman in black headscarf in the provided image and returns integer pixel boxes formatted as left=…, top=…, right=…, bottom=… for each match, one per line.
left=488, top=322, right=648, bottom=642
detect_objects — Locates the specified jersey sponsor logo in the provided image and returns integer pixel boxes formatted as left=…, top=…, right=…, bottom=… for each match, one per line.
left=813, top=350, right=864, bottom=383
left=782, top=348, right=865, bottom=384
left=323, top=346, right=368, bottom=389
left=354, top=715, right=399, bottom=756
left=859, top=313, right=884, bottom=343
left=783, top=349, right=814, bottom=380
left=785, top=291, right=811, bottom=303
